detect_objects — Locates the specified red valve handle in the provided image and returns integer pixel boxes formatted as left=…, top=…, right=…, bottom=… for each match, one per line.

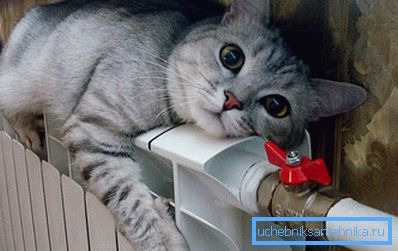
left=264, top=141, right=331, bottom=186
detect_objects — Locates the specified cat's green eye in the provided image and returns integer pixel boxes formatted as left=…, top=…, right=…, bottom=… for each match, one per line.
left=220, top=44, right=245, bottom=73
left=260, top=95, right=291, bottom=118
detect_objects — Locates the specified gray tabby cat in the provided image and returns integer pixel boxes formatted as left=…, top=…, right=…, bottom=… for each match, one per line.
left=0, top=0, right=366, bottom=250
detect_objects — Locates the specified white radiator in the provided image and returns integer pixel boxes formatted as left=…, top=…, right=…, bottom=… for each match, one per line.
left=0, top=118, right=136, bottom=251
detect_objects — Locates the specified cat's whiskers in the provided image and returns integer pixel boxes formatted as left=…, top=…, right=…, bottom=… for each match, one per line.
left=113, top=71, right=206, bottom=118
left=152, top=98, right=198, bottom=125
left=124, top=93, right=196, bottom=126
left=136, top=45, right=171, bottom=66
left=124, top=57, right=203, bottom=89
left=114, top=72, right=207, bottom=112
left=115, top=75, right=204, bottom=95
left=116, top=84, right=204, bottom=127
left=135, top=45, right=216, bottom=92
left=117, top=78, right=204, bottom=113
left=132, top=44, right=218, bottom=97
left=113, top=57, right=207, bottom=92
left=198, top=91, right=222, bottom=111
left=118, top=87, right=191, bottom=116
left=172, top=58, right=221, bottom=91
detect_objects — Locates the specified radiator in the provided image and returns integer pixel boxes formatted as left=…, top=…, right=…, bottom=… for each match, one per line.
left=0, top=118, right=135, bottom=251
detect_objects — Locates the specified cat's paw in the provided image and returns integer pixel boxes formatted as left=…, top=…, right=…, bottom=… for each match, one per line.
left=17, top=127, right=40, bottom=149
left=153, top=197, right=189, bottom=251
left=153, top=197, right=173, bottom=221
left=12, top=114, right=46, bottom=159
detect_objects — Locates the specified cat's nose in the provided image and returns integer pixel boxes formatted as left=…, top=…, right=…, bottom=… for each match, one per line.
left=223, top=91, right=242, bottom=111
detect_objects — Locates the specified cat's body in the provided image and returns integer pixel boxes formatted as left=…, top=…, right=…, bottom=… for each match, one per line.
left=1, top=0, right=223, bottom=129
left=0, top=0, right=366, bottom=250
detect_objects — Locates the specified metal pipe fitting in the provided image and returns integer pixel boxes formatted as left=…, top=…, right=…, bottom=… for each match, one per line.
left=257, top=171, right=349, bottom=238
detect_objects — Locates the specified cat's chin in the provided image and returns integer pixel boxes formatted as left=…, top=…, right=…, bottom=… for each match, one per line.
left=196, top=116, right=227, bottom=138
left=195, top=113, right=250, bottom=139
left=190, top=106, right=227, bottom=138
left=192, top=106, right=252, bottom=139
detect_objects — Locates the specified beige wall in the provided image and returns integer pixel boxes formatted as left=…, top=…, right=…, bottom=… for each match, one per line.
left=0, top=0, right=60, bottom=44
left=339, top=0, right=398, bottom=216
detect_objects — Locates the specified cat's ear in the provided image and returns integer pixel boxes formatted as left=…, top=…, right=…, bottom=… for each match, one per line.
left=222, top=0, right=269, bottom=24
left=309, top=79, right=367, bottom=121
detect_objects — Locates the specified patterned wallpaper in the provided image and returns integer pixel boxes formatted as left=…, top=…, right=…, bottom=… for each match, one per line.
left=340, top=0, right=398, bottom=215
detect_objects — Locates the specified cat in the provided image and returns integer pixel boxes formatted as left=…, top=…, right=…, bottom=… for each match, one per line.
left=0, top=0, right=367, bottom=250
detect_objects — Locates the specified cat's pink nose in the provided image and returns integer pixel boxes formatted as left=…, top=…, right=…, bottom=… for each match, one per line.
left=223, top=91, right=242, bottom=111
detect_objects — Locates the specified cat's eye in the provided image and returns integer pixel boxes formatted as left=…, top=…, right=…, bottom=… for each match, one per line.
left=220, top=44, right=245, bottom=73
left=259, top=95, right=291, bottom=118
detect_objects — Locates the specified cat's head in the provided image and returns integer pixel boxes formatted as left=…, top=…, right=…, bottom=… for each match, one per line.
left=167, top=0, right=366, bottom=149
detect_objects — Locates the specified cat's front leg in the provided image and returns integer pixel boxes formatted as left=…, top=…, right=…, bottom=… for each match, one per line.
left=153, top=197, right=190, bottom=250
left=63, top=122, right=188, bottom=251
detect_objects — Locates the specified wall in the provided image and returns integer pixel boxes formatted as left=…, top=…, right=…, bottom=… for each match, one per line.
left=338, top=0, right=398, bottom=216
left=269, top=1, right=398, bottom=250
left=0, top=0, right=58, bottom=43
left=268, top=0, right=397, bottom=217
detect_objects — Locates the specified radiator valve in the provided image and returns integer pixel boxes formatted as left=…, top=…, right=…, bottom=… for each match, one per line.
left=257, top=141, right=347, bottom=234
